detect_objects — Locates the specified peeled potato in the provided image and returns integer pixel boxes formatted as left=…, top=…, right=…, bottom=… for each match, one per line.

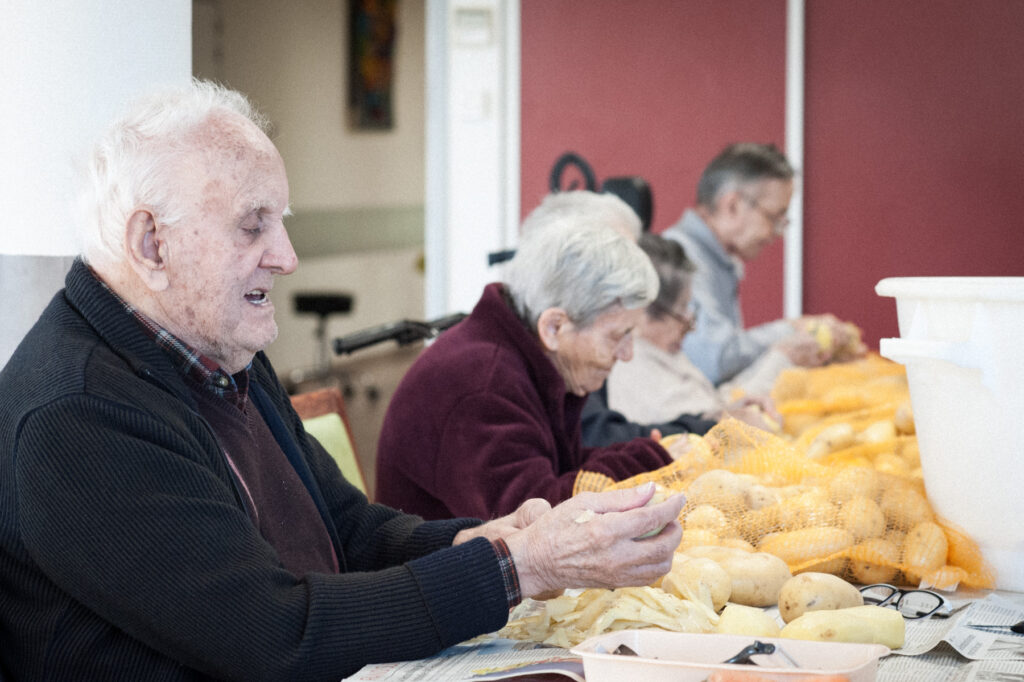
left=715, top=602, right=782, bottom=637
left=781, top=605, right=905, bottom=649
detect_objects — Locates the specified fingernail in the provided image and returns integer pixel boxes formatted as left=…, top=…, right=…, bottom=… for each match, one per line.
left=640, top=482, right=655, bottom=494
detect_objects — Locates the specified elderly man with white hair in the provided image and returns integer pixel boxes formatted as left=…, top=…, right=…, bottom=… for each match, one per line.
left=376, top=191, right=689, bottom=521
left=0, top=81, right=687, bottom=681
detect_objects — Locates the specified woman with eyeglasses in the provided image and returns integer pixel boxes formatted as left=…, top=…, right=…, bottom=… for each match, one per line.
left=606, top=233, right=782, bottom=433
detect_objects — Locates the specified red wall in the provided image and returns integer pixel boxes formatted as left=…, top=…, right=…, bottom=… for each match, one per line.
left=520, top=0, right=1024, bottom=350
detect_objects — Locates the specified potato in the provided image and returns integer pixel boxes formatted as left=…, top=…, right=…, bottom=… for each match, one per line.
left=849, top=538, right=901, bottom=584
left=859, top=419, right=897, bottom=444
left=781, top=605, right=905, bottom=649
left=880, top=485, right=933, bottom=529
left=903, top=521, right=949, bottom=583
left=758, top=527, right=855, bottom=573
left=719, top=550, right=793, bottom=607
left=827, top=466, right=879, bottom=503
left=719, top=537, right=756, bottom=553
left=777, top=490, right=836, bottom=529
left=874, top=452, right=910, bottom=476
left=894, top=401, right=915, bottom=434
left=687, top=469, right=749, bottom=511
left=681, top=545, right=792, bottom=607
left=661, top=556, right=732, bottom=612
left=838, top=496, right=886, bottom=541
left=683, top=545, right=742, bottom=563
left=685, top=504, right=731, bottom=534
left=806, top=423, right=856, bottom=459
left=679, top=529, right=721, bottom=550
left=715, top=603, right=782, bottom=637
left=743, top=483, right=780, bottom=511
left=777, top=572, right=864, bottom=623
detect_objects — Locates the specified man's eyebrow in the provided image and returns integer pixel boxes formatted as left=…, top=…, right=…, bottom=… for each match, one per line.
left=244, top=199, right=292, bottom=216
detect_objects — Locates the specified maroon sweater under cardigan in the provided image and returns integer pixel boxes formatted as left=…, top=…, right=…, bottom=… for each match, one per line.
left=376, top=283, right=673, bottom=520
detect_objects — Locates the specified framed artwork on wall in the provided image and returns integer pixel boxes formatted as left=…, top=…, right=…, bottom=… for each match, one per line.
left=348, top=0, right=397, bottom=130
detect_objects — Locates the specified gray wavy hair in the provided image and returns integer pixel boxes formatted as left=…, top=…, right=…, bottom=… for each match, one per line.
left=76, top=79, right=270, bottom=269
left=503, top=192, right=658, bottom=329
left=520, top=190, right=642, bottom=241
left=695, top=142, right=794, bottom=208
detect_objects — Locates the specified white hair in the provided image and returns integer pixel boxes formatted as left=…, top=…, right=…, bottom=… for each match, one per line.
left=76, top=79, right=270, bottom=269
left=503, top=219, right=658, bottom=330
left=520, top=190, right=642, bottom=242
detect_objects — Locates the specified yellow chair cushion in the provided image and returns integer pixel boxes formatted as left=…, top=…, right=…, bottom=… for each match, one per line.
left=302, top=413, right=366, bottom=495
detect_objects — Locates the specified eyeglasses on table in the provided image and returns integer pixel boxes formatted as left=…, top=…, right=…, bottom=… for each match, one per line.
left=859, top=583, right=950, bottom=619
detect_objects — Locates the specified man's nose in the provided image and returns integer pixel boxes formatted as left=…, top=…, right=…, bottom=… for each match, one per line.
left=263, top=225, right=298, bottom=274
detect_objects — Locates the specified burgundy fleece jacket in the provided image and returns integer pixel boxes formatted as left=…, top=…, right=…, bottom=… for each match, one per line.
left=375, top=283, right=673, bottom=520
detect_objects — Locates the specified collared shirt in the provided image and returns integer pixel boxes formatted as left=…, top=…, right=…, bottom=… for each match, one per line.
left=93, top=271, right=248, bottom=407
left=661, top=209, right=793, bottom=385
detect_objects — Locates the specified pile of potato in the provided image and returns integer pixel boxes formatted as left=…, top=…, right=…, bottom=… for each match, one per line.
left=661, top=392, right=974, bottom=590
left=501, top=546, right=905, bottom=649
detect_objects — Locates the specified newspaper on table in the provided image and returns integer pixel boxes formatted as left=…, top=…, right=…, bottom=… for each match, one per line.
left=878, top=592, right=1024, bottom=682
left=342, top=636, right=583, bottom=682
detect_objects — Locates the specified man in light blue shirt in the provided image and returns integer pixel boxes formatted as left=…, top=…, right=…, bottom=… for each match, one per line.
left=662, top=143, right=855, bottom=387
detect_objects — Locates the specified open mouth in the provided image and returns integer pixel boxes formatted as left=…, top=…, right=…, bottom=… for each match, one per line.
left=245, top=289, right=269, bottom=306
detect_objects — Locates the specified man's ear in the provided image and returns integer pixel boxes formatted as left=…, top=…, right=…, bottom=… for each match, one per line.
left=719, top=188, right=745, bottom=219
left=536, top=307, right=570, bottom=352
left=124, top=209, right=170, bottom=292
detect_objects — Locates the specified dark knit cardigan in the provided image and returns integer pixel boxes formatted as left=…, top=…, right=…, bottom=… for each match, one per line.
left=375, top=283, right=675, bottom=520
left=0, top=260, right=510, bottom=681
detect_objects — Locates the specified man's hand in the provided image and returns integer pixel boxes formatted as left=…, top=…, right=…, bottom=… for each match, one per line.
left=502, top=483, right=687, bottom=598
left=775, top=327, right=828, bottom=367
left=452, top=498, right=552, bottom=546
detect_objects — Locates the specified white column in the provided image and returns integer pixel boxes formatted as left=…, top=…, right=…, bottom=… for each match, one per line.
left=783, top=0, right=805, bottom=319
left=424, top=0, right=520, bottom=319
left=0, top=0, right=191, bottom=367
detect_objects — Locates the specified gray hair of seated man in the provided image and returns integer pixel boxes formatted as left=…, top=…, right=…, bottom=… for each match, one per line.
left=696, top=142, right=795, bottom=209
left=76, top=78, right=270, bottom=269
left=503, top=194, right=657, bottom=330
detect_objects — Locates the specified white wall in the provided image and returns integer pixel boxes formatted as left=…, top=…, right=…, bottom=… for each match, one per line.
left=0, top=0, right=191, bottom=368
left=209, top=0, right=426, bottom=210
left=424, top=0, right=520, bottom=319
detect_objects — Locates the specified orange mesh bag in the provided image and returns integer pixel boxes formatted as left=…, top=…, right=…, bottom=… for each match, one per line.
left=575, top=354, right=994, bottom=591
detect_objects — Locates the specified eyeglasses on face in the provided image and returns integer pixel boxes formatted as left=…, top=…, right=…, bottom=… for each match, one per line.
left=859, top=583, right=948, bottom=619
left=652, top=299, right=698, bottom=328
left=741, top=193, right=790, bottom=235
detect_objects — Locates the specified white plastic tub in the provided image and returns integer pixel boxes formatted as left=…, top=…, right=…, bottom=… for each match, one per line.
left=571, top=630, right=888, bottom=682
left=876, top=276, right=1024, bottom=591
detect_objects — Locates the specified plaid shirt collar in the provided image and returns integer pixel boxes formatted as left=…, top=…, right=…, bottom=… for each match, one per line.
left=93, top=270, right=250, bottom=408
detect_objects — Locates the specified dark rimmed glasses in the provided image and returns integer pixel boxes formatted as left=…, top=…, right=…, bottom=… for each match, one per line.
left=859, top=583, right=949, bottom=619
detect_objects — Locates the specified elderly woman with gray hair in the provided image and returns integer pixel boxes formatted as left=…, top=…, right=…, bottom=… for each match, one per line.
left=376, top=191, right=684, bottom=520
